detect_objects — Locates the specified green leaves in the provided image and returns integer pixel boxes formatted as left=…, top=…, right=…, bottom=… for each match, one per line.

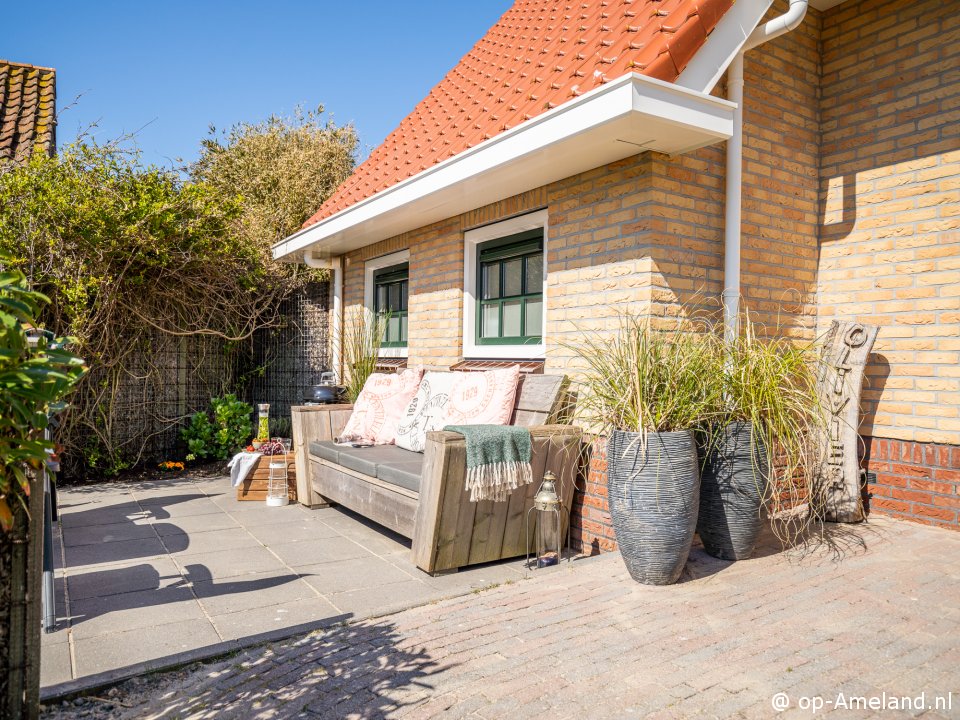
left=180, top=394, right=253, bottom=461
left=0, top=260, right=85, bottom=532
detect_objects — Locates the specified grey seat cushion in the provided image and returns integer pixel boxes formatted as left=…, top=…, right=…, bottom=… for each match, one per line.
left=376, top=460, right=424, bottom=493
left=309, top=440, right=340, bottom=464
left=309, top=441, right=423, bottom=492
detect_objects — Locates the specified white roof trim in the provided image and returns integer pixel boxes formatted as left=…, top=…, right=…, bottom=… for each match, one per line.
left=273, top=72, right=735, bottom=262
left=674, top=0, right=774, bottom=94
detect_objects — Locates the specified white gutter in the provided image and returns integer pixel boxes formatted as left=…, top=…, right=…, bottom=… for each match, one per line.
left=303, top=251, right=344, bottom=382
left=723, top=0, right=808, bottom=343
left=274, top=73, right=735, bottom=261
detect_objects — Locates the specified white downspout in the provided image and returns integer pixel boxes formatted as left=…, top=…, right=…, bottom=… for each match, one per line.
left=304, top=250, right=344, bottom=383
left=724, top=0, right=808, bottom=343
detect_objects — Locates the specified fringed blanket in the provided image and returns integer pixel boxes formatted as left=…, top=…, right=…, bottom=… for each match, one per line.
left=443, top=424, right=533, bottom=502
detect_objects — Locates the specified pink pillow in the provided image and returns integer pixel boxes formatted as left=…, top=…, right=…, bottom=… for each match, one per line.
left=443, top=365, right=521, bottom=426
left=338, top=368, right=423, bottom=445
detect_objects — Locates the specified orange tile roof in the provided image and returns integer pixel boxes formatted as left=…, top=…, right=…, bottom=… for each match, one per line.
left=304, top=0, right=732, bottom=229
left=0, top=60, right=56, bottom=164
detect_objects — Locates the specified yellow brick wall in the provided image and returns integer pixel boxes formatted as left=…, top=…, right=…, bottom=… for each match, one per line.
left=817, top=0, right=960, bottom=445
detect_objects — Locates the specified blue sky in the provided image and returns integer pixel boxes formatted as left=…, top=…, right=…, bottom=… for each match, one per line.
left=7, top=1, right=513, bottom=168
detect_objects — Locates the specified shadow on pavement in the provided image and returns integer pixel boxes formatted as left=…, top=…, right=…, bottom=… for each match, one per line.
left=41, top=614, right=452, bottom=719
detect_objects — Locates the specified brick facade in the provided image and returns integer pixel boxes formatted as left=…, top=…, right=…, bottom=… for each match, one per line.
left=336, top=0, right=958, bottom=539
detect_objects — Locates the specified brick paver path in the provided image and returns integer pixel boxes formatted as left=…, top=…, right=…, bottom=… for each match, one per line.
left=43, top=517, right=960, bottom=719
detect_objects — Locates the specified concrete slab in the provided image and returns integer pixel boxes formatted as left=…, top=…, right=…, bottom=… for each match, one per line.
left=147, top=511, right=241, bottom=536
left=39, top=642, right=72, bottom=688
left=193, top=570, right=317, bottom=616
left=69, top=586, right=205, bottom=639
left=297, top=555, right=418, bottom=596
left=265, top=536, right=370, bottom=568
left=58, top=502, right=146, bottom=529
left=72, top=618, right=223, bottom=678
left=328, top=579, right=445, bottom=618
left=60, top=520, right=157, bottom=548
left=66, top=556, right=184, bottom=601
left=211, top=597, right=344, bottom=642
left=174, top=545, right=288, bottom=580
left=158, top=526, right=262, bottom=557
left=64, top=536, right=168, bottom=570
left=243, top=517, right=340, bottom=545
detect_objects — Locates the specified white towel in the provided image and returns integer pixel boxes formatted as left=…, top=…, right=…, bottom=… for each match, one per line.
left=227, top=451, right=261, bottom=487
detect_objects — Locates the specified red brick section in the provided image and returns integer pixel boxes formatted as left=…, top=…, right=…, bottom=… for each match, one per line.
left=863, top=437, right=960, bottom=531
left=304, top=0, right=734, bottom=228
left=571, top=438, right=618, bottom=553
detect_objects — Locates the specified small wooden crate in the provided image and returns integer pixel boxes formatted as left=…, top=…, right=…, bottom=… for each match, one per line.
left=236, top=453, right=297, bottom=501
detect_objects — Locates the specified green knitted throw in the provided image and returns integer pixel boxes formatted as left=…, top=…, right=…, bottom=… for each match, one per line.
left=443, top=424, right=533, bottom=502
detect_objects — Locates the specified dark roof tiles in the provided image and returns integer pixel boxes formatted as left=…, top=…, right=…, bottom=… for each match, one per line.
left=0, top=60, right=56, bottom=164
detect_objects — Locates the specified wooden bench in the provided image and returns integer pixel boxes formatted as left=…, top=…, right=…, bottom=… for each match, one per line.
left=291, top=374, right=582, bottom=574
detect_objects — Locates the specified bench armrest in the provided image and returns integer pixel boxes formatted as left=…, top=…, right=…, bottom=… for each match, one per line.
left=291, top=403, right=354, bottom=506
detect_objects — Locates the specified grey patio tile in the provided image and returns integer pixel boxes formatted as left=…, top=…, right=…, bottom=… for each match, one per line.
left=137, top=495, right=223, bottom=517
left=148, top=511, right=241, bottom=537
left=298, top=555, right=418, bottom=596
left=64, top=536, right=168, bottom=570
left=224, top=503, right=316, bottom=526
left=58, top=502, right=147, bottom=529
left=211, top=597, right=343, bottom=642
left=60, top=519, right=158, bottom=548
left=39, top=642, right=73, bottom=687
left=159, top=527, right=261, bottom=557
left=328, top=579, right=445, bottom=619
left=193, top=570, right=317, bottom=616
left=72, top=618, right=222, bottom=678
left=265, top=536, right=371, bottom=568
left=66, top=556, right=184, bottom=601
left=396, top=558, right=526, bottom=594
left=243, top=517, right=340, bottom=546
left=318, top=509, right=412, bottom=556
left=174, top=545, right=288, bottom=580
left=69, top=585, right=205, bottom=639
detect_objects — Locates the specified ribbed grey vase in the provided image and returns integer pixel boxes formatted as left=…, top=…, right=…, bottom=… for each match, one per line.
left=607, top=429, right=700, bottom=585
left=696, top=422, right=769, bottom=561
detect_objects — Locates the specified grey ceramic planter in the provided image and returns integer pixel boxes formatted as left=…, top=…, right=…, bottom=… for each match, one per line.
left=696, top=422, right=769, bottom=561
left=607, top=429, right=700, bottom=585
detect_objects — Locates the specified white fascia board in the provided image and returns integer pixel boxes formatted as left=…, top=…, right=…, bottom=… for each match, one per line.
left=675, top=0, right=774, bottom=94
left=273, top=72, right=735, bottom=262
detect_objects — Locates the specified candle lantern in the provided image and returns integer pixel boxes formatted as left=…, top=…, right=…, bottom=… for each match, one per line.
left=526, top=470, right=562, bottom=569
left=256, top=403, right=270, bottom=441
left=266, top=459, right=290, bottom=507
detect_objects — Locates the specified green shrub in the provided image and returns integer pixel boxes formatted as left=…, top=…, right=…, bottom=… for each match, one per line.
left=182, top=394, right=252, bottom=461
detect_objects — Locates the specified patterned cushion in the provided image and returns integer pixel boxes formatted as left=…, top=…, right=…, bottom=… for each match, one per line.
left=337, top=368, right=423, bottom=445
left=443, top=365, right=520, bottom=426
left=395, top=371, right=457, bottom=453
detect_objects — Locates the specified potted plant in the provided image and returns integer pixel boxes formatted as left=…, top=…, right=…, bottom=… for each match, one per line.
left=696, top=311, right=822, bottom=560
left=571, top=314, right=719, bottom=585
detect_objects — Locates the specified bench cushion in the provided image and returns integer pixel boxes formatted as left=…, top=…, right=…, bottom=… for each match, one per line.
left=308, top=441, right=423, bottom=493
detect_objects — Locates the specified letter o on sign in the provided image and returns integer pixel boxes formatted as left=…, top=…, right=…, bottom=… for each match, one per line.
left=844, top=324, right=868, bottom=348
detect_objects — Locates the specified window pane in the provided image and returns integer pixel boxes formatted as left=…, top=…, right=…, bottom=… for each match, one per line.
left=502, top=300, right=522, bottom=337
left=376, top=285, right=387, bottom=312
left=400, top=314, right=407, bottom=343
left=525, top=298, right=543, bottom=337
left=481, top=303, right=499, bottom=338
left=503, top=258, right=522, bottom=297
left=525, top=253, right=543, bottom=294
left=400, top=281, right=408, bottom=311
left=387, top=315, right=401, bottom=343
left=482, top=263, right=499, bottom=300
left=387, top=283, right=399, bottom=312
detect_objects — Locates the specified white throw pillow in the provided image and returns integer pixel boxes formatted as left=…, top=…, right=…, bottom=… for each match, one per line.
left=395, top=371, right=457, bottom=453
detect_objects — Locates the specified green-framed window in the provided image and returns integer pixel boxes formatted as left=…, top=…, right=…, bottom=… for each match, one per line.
left=476, top=229, right=543, bottom=345
left=374, top=263, right=408, bottom=347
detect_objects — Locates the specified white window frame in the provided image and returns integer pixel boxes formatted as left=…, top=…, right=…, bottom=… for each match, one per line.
left=463, top=209, right=548, bottom=360
left=364, top=249, right=410, bottom=359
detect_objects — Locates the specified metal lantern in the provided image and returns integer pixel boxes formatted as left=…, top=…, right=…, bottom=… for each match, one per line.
left=526, top=471, right=562, bottom=569
left=266, top=458, right=289, bottom=507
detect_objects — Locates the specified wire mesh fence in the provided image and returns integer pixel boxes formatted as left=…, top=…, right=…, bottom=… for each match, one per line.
left=61, top=281, right=330, bottom=478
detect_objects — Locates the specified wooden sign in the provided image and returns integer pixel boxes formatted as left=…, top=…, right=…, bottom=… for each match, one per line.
left=815, top=320, right=878, bottom=523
